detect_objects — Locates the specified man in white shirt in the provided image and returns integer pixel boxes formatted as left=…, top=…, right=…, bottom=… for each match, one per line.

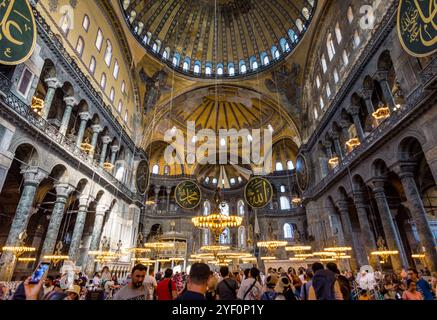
left=143, top=270, right=157, bottom=300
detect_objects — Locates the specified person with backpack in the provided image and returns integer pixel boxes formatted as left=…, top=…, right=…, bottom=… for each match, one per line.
left=308, top=263, right=343, bottom=300
left=217, top=266, right=239, bottom=300
left=327, top=262, right=351, bottom=300
left=237, top=267, right=263, bottom=300
left=261, top=275, right=279, bottom=300
left=156, top=269, right=177, bottom=300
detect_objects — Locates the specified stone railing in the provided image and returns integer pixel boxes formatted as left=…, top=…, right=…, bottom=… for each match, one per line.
left=0, top=74, right=142, bottom=203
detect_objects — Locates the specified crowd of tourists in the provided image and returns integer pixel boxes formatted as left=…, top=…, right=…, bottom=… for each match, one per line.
left=1, top=263, right=436, bottom=301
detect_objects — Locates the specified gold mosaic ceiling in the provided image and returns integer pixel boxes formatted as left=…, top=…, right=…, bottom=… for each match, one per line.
left=120, top=0, right=317, bottom=78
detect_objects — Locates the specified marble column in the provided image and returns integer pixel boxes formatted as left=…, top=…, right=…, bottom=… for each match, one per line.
left=348, top=105, right=365, bottom=141
left=40, top=184, right=75, bottom=257
left=110, top=145, right=119, bottom=165
left=371, top=178, right=409, bottom=271
left=166, top=186, right=172, bottom=213
left=339, top=120, right=350, bottom=154
left=41, top=78, right=60, bottom=120
left=89, top=125, right=101, bottom=158
left=336, top=200, right=361, bottom=270
left=75, top=112, right=90, bottom=147
left=99, top=136, right=112, bottom=165
left=358, top=89, right=376, bottom=114
left=330, top=131, right=343, bottom=159
left=68, top=195, right=93, bottom=263
left=353, top=191, right=378, bottom=268
left=323, top=141, right=333, bottom=158
left=0, top=167, right=47, bottom=281
left=85, top=203, right=109, bottom=275
left=154, top=186, right=160, bottom=212
left=375, top=71, right=396, bottom=111
left=59, top=96, right=77, bottom=136
left=397, top=163, right=437, bottom=272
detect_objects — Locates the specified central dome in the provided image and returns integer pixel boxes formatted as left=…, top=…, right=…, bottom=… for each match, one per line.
left=120, top=0, right=317, bottom=78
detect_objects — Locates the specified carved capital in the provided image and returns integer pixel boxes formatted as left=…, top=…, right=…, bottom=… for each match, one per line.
left=339, top=119, right=350, bottom=129
left=111, top=145, right=120, bottom=153
left=63, top=96, right=78, bottom=107
left=370, top=177, right=387, bottom=193
left=91, top=124, right=102, bottom=134
left=329, top=130, right=340, bottom=140
left=79, top=112, right=91, bottom=121
left=347, top=105, right=361, bottom=116
left=102, top=136, right=112, bottom=145
left=374, top=70, right=389, bottom=82
left=20, top=167, right=48, bottom=186
left=54, top=183, right=75, bottom=201
left=357, top=88, right=373, bottom=100
left=44, top=77, right=61, bottom=89
left=79, top=195, right=94, bottom=208
left=96, top=203, right=109, bottom=215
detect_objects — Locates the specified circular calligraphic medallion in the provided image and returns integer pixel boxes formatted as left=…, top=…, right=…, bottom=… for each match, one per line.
left=244, top=177, right=273, bottom=209
left=397, top=0, right=437, bottom=57
left=296, top=154, right=309, bottom=192
left=175, top=180, right=202, bottom=209
left=0, top=0, right=37, bottom=65
left=136, top=159, right=150, bottom=195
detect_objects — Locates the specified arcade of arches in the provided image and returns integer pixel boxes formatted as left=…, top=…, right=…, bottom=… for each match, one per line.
left=0, top=0, right=436, bottom=286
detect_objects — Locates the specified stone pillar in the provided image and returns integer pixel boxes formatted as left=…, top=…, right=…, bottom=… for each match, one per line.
left=353, top=191, right=378, bottom=268
left=330, top=131, right=343, bottom=159
left=358, top=89, right=376, bottom=114
left=154, top=186, right=160, bottom=212
left=371, top=178, right=409, bottom=271
left=99, top=136, right=112, bottom=165
left=41, top=78, right=60, bottom=119
left=0, top=167, right=47, bottom=281
left=85, top=203, right=109, bottom=275
left=68, top=195, right=93, bottom=263
left=110, top=145, right=119, bottom=165
left=339, top=120, right=350, bottom=154
left=349, top=105, right=365, bottom=141
left=375, top=71, right=396, bottom=111
left=323, top=141, right=333, bottom=158
left=90, top=125, right=101, bottom=158
left=59, top=96, right=77, bottom=136
left=40, top=184, right=75, bottom=257
left=75, top=112, right=90, bottom=147
left=166, top=186, right=172, bottom=213
left=397, top=163, right=437, bottom=272
left=336, top=200, right=361, bottom=271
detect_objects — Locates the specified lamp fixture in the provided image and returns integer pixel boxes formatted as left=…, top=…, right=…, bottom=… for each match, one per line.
left=103, top=162, right=114, bottom=170
left=346, top=138, right=360, bottom=150
left=328, top=156, right=339, bottom=168
left=372, top=105, right=390, bottom=120
left=31, top=96, right=44, bottom=116
left=80, top=137, right=94, bottom=153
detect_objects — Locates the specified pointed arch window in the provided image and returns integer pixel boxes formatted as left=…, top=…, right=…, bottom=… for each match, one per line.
left=104, top=40, right=113, bottom=66
left=95, top=29, right=103, bottom=51
left=284, top=223, right=293, bottom=239
left=327, top=33, right=336, bottom=60
left=100, top=73, right=107, bottom=90
left=89, top=56, right=96, bottom=75
left=238, top=226, right=246, bottom=248
left=275, top=162, right=283, bottom=171
left=280, top=197, right=291, bottom=210
left=203, top=201, right=211, bottom=216
left=287, top=160, right=295, bottom=170
left=76, top=37, right=84, bottom=56
left=238, top=200, right=245, bottom=216
left=152, top=165, right=159, bottom=174
left=335, top=22, right=342, bottom=43
left=228, top=63, right=235, bottom=76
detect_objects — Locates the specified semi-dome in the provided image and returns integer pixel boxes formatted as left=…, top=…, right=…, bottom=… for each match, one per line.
left=120, top=0, right=317, bottom=78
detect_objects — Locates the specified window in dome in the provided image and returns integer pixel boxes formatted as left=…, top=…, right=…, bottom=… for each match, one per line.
left=284, top=223, right=294, bottom=238
left=153, top=40, right=161, bottom=52
left=321, top=54, right=327, bottom=73
left=261, top=52, right=269, bottom=66
left=280, top=196, right=291, bottom=210
left=353, top=30, right=361, bottom=48
left=333, top=69, right=339, bottom=83
left=221, top=203, right=230, bottom=216
left=335, top=22, right=342, bottom=43
left=212, top=178, right=217, bottom=184
left=163, top=47, right=170, bottom=60
left=239, top=60, right=247, bottom=74
left=280, top=38, right=290, bottom=52
left=296, top=19, right=303, bottom=32
left=104, top=40, right=112, bottom=66
left=82, top=14, right=90, bottom=32
left=100, top=73, right=106, bottom=89
left=128, top=10, right=136, bottom=24
left=326, top=84, right=331, bottom=98
left=316, top=75, right=321, bottom=89
left=124, top=110, right=128, bottom=123
left=327, top=33, right=336, bottom=60
left=95, top=29, right=103, bottom=51
left=320, top=96, right=325, bottom=109
left=203, top=201, right=211, bottom=215
left=343, top=50, right=349, bottom=66
left=228, top=63, right=235, bottom=76
left=308, top=0, right=315, bottom=7
left=110, top=87, right=115, bottom=102
left=230, top=178, right=235, bottom=185
left=152, top=165, right=159, bottom=174
left=89, top=56, right=96, bottom=75
left=121, top=81, right=126, bottom=94
left=250, top=57, right=258, bottom=70
left=183, top=58, right=190, bottom=71
left=142, top=34, right=148, bottom=44
left=172, top=53, right=180, bottom=67
left=117, top=100, right=122, bottom=113
left=271, top=46, right=280, bottom=59
left=205, top=63, right=212, bottom=75
left=238, top=200, right=245, bottom=216
left=204, top=177, right=210, bottom=184
left=152, top=42, right=158, bottom=52
left=76, top=37, right=84, bottom=56
left=276, top=162, right=283, bottom=171
left=302, top=8, right=310, bottom=20
left=217, top=63, right=224, bottom=75
left=347, top=6, right=354, bottom=24
left=280, top=185, right=286, bottom=193
left=238, top=176, right=242, bottom=183
left=194, top=61, right=201, bottom=74
left=287, top=160, right=295, bottom=170
left=314, top=108, right=319, bottom=119
left=288, top=29, right=298, bottom=44
left=113, top=60, right=119, bottom=79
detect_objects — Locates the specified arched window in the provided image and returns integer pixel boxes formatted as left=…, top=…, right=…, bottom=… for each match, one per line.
left=115, top=163, right=126, bottom=181
left=302, top=7, right=310, bottom=20
left=220, top=228, right=230, bottom=245
left=342, top=50, right=349, bottom=66
left=124, top=110, right=128, bottom=123
left=183, top=60, right=189, bottom=71
left=217, top=63, right=224, bottom=75
left=152, top=164, right=159, bottom=174
left=109, top=87, right=115, bottom=102
left=228, top=63, right=235, bottom=76
left=283, top=223, right=293, bottom=239
left=238, top=226, right=246, bottom=248
left=164, top=165, right=170, bottom=175
left=280, top=185, right=286, bottom=193
left=296, top=19, right=303, bottom=32
left=221, top=202, right=230, bottom=216
left=271, top=46, right=280, bottom=59
left=280, top=38, right=290, bottom=52
left=288, top=29, right=298, bottom=43
left=321, top=54, right=327, bottom=73
left=194, top=61, right=201, bottom=74
left=314, top=108, right=319, bottom=120
left=89, top=56, right=96, bottom=75
left=172, top=53, right=180, bottom=67
left=76, top=37, right=84, bottom=56
left=113, top=60, right=120, bottom=79
left=239, top=60, right=247, bottom=74
left=260, top=52, right=269, bottom=66
left=280, top=196, right=291, bottom=210
left=100, top=73, right=107, bottom=89
left=117, top=100, right=122, bottom=113
left=335, top=22, right=342, bottom=43
left=230, top=178, right=235, bottom=185
left=353, top=31, right=361, bottom=48
left=60, top=11, right=71, bottom=35
left=95, top=29, right=103, bottom=51
left=212, top=178, right=217, bottom=184
left=327, top=33, right=336, bottom=60
left=250, top=57, right=258, bottom=70
left=326, top=84, right=331, bottom=98
left=316, top=75, right=321, bottom=89
left=82, top=14, right=90, bottom=32
left=152, top=42, right=158, bottom=52
left=287, top=160, right=295, bottom=170
left=275, top=162, right=283, bottom=171
left=203, top=201, right=211, bottom=216
left=205, top=63, right=212, bottom=75
left=347, top=6, right=354, bottom=24
left=238, top=176, right=242, bottom=183
left=333, top=69, right=339, bottom=83
left=104, top=40, right=113, bottom=66
left=162, top=48, right=169, bottom=60
left=320, top=96, right=325, bottom=109
left=238, top=200, right=245, bottom=216
left=202, top=229, right=209, bottom=245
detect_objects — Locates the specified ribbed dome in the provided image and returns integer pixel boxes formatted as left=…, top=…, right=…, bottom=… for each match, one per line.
left=120, top=0, right=317, bottom=78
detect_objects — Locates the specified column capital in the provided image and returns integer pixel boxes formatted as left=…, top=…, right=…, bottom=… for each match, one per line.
left=328, top=130, right=340, bottom=140
left=353, top=191, right=367, bottom=208
left=154, top=186, right=161, bottom=194
left=357, top=88, right=373, bottom=100
left=347, top=105, right=361, bottom=116
left=20, top=167, right=48, bottom=186
left=370, top=177, right=387, bottom=193
left=322, top=140, right=332, bottom=149
left=102, top=135, right=112, bottom=145
left=79, top=112, right=91, bottom=121
left=392, top=161, right=416, bottom=178
left=374, top=70, right=389, bottom=82
left=339, top=119, right=350, bottom=129
left=111, top=145, right=120, bottom=153
left=54, top=183, right=75, bottom=200
left=96, top=203, right=109, bottom=215
left=63, top=96, right=78, bottom=107
left=166, top=186, right=172, bottom=194
left=44, top=77, right=61, bottom=89
left=91, top=124, right=102, bottom=134
left=79, top=195, right=94, bottom=208
left=336, top=200, right=349, bottom=212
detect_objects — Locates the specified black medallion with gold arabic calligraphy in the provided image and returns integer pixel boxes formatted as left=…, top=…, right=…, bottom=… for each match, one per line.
left=296, top=154, right=309, bottom=192
left=175, top=180, right=202, bottom=209
left=397, top=0, right=437, bottom=57
left=136, top=159, right=150, bottom=195
left=0, top=0, right=37, bottom=65
left=244, top=177, right=273, bottom=209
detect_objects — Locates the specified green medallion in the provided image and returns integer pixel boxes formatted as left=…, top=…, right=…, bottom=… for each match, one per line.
left=0, top=0, right=37, bottom=65
left=244, top=177, right=273, bottom=209
left=175, top=180, right=201, bottom=209
left=397, top=0, right=437, bottom=57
